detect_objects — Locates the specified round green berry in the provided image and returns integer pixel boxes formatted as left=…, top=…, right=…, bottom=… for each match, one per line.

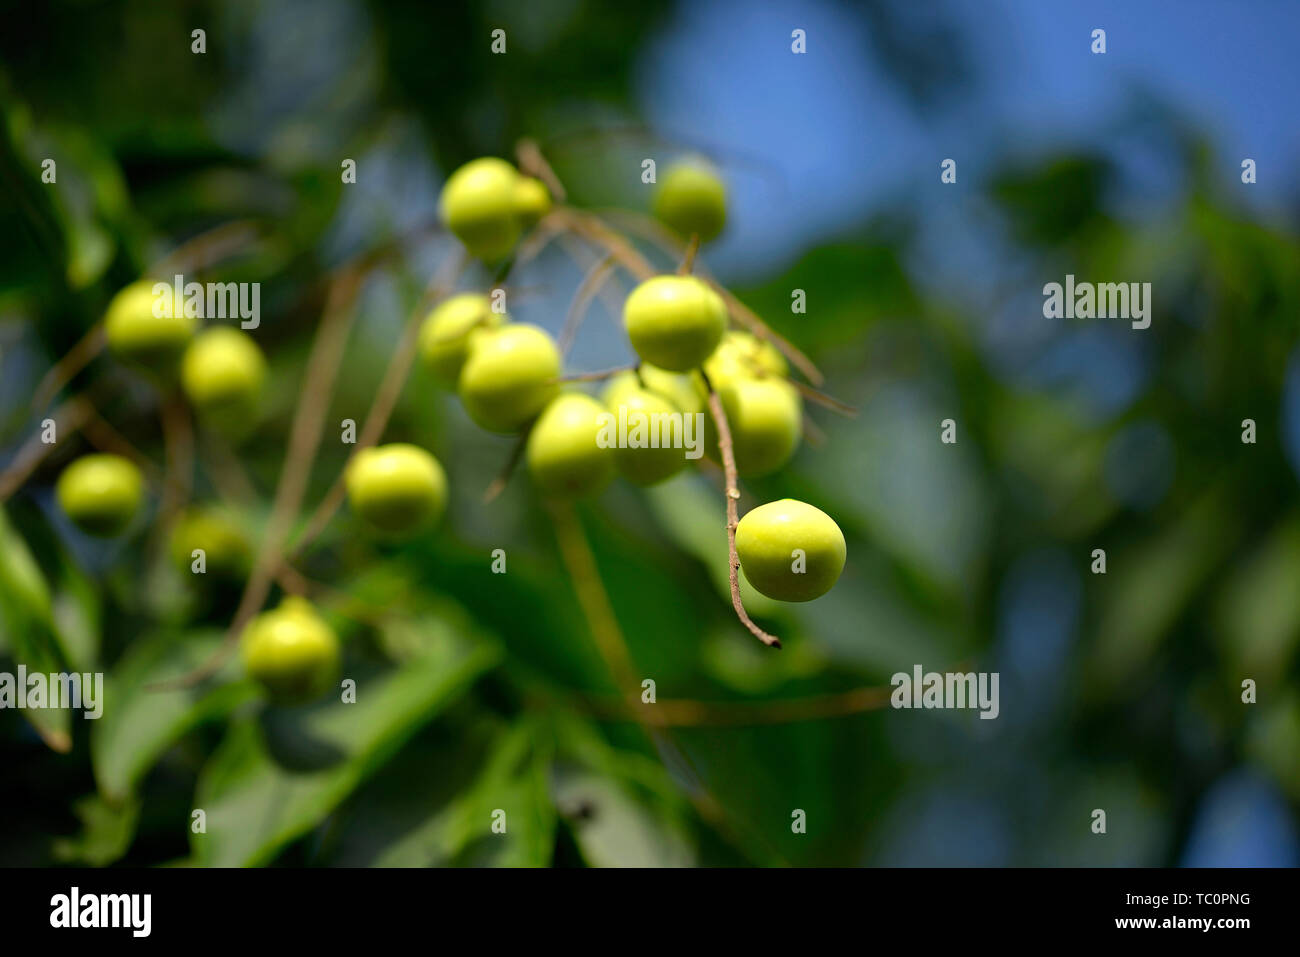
left=345, top=443, right=448, bottom=535
left=704, top=377, right=802, bottom=477
left=623, top=275, right=727, bottom=372
left=169, top=505, right=252, bottom=578
left=703, top=330, right=787, bottom=389
left=653, top=159, right=727, bottom=243
left=103, top=279, right=196, bottom=372
left=180, top=327, right=266, bottom=436
left=241, top=597, right=340, bottom=703
left=457, top=324, right=561, bottom=433
left=439, top=157, right=522, bottom=261
left=605, top=365, right=703, bottom=418
left=600, top=378, right=690, bottom=486
left=418, top=293, right=506, bottom=384
left=56, top=454, right=145, bottom=537
left=735, top=499, right=846, bottom=602
left=526, top=393, right=615, bottom=498
left=514, top=176, right=552, bottom=227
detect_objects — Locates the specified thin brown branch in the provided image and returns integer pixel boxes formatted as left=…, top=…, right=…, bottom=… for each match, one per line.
left=556, top=207, right=656, bottom=281
left=482, top=431, right=530, bottom=504
left=148, top=220, right=263, bottom=278
left=31, top=325, right=106, bottom=413
left=703, top=376, right=781, bottom=649
left=559, top=254, right=617, bottom=356
left=677, top=233, right=700, bottom=275
left=553, top=364, right=637, bottom=384
left=515, top=137, right=567, bottom=203
left=0, top=398, right=93, bottom=502
left=789, top=378, right=857, bottom=416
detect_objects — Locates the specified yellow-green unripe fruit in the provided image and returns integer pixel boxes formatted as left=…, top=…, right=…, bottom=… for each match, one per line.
left=653, top=159, right=727, bottom=243
left=705, top=377, right=802, bottom=477
left=169, top=506, right=252, bottom=579
left=180, top=327, right=266, bottom=436
left=457, top=324, right=561, bottom=433
left=345, top=443, right=448, bottom=535
left=735, top=499, right=846, bottom=602
left=623, top=275, right=727, bottom=372
left=240, top=597, right=340, bottom=703
left=56, top=454, right=145, bottom=537
left=418, top=293, right=507, bottom=384
left=439, top=157, right=522, bottom=261
left=607, top=365, right=704, bottom=418
left=526, top=393, right=615, bottom=498
left=103, top=280, right=196, bottom=372
left=703, top=330, right=787, bottom=388
left=600, top=378, right=689, bottom=486
left=514, top=176, right=552, bottom=227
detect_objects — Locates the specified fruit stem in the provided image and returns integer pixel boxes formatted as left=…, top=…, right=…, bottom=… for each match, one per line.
left=515, top=138, right=567, bottom=203
left=558, top=253, right=617, bottom=355
left=552, top=364, right=638, bottom=384
left=677, top=233, right=700, bottom=275
left=701, top=372, right=782, bottom=649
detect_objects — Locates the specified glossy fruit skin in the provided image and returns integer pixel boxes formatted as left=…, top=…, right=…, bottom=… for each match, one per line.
left=345, top=443, right=448, bottom=535
left=439, top=157, right=522, bottom=261
left=418, top=294, right=506, bottom=384
left=104, top=280, right=196, bottom=372
left=56, top=454, right=145, bottom=537
left=605, top=366, right=703, bottom=417
left=514, top=177, right=552, bottom=226
left=180, top=327, right=266, bottom=435
left=241, top=597, right=340, bottom=703
left=600, top=378, right=690, bottom=486
left=526, top=393, right=615, bottom=498
left=702, top=330, right=787, bottom=389
left=653, top=160, right=727, bottom=243
left=169, top=506, right=252, bottom=579
left=458, top=324, right=561, bottom=433
left=623, top=276, right=727, bottom=372
left=735, top=499, right=846, bottom=602
left=705, top=377, right=802, bottom=477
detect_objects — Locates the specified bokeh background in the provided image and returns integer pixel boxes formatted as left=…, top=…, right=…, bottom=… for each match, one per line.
left=2, top=0, right=1299, bottom=866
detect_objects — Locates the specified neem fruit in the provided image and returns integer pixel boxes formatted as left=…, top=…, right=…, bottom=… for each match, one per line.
left=600, top=378, right=689, bottom=486
left=706, top=376, right=802, bottom=477
left=526, top=393, right=615, bottom=498
left=169, top=506, right=252, bottom=578
left=56, top=454, right=145, bottom=537
left=103, top=279, right=196, bottom=371
left=735, top=499, right=846, bottom=602
left=240, top=597, right=340, bottom=702
left=623, top=275, right=727, bottom=372
left=653, top=159, right=727, bottom=243
left=439, top=157, right=522, bottom=261
left=703, top=330, right=787, bottom=388
left=345, top=443, right=448, bottom=535
left=458, top=324, right=561, bottom=433
left=514, top=176, right=552, bottom=226
left=180, top=327, right=266, bottom=434
left=418, top=293, right=506, bottom=384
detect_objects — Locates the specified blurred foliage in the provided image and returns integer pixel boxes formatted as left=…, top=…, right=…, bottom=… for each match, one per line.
left=1, top=0, right=1298, bottom=867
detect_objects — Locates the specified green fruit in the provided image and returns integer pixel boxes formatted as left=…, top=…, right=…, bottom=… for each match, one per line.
left=458, top=324, right=561, bottom=433
left=241, top=597, right=340, bottom=702
left=735, top=499, right=846, bottom=602
left=104, top=279, right=196, bottom=372
left=514, top=176, right=552, bottom=226
left=526, top=393, right=615, bottom=498
left=169, top=506, right=252, bottom=578
left=704, top=377, right=802, bottom=477
left=604, top=365, right=703, bottom=417
left=623, top=275, right=727, bottom=372
left=180, top=327, right=266, bottom=436
left=599, top=378, right=690, bottom=486
left=418, top=293, right=507, bottom=384
left=703, top=330, right=787, bottom=388
left=56, top=454, right=145, bottom=537
left=345, top=443, right=448, bottom=535
left=439, top=157, right=522, bottom=261
left=653, top=159, right=727, bottom=243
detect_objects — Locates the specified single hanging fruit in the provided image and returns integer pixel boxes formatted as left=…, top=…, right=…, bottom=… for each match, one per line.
left=735, top=499, right=846, bottom=602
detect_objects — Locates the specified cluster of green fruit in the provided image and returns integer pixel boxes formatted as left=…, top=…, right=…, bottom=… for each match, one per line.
left=48, top=152, right=845, bottom=703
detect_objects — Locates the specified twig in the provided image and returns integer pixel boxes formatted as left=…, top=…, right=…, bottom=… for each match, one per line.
left=553, top=364, right=637, bottom=384
left=677, top=234, right=700, bottom=275
left=150, top=268, right=367, bottom=691
left=482, top=432, right=530, bottom=504
left=148, top=220, right=263, bottom=278
left=0, top=398, right=93, bottom=501
left=31, top=325, right=106, bottom=413
left=559, top=254, right=617, bottom=356
left=515, top=138, right=567, bottom=203
left=789, top=379, right=857, bottom=416
left=702, top=373, right=781, bottom=649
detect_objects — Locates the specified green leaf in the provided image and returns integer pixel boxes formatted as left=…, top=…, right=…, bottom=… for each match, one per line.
left=90, top=629, right=257, bottom=803
left=51, top=794, right=141, bottom=866
left=190, top=615, right=500, bottom=866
